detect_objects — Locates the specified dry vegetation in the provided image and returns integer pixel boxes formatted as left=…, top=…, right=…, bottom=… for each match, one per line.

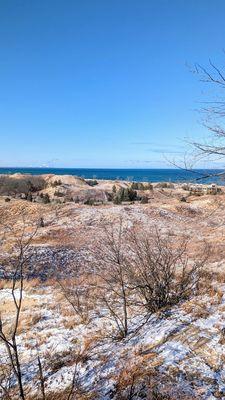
left=1, top=175, right=225, bottom=399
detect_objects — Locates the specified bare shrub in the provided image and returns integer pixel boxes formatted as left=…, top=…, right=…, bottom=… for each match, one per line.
left=85, top=179, right=98, bottom=186
left=113, top=359, right=190, bottom=400
left=50, top=179, right=62, bottom=187
left=57, top=277, right=92, bottom=324
left=140, top=195, right=148, bottom=204
left=0, top=175, right=46, bottom=196
left=92, top=219, right=131, bottom=338
left=155, top=182, right=175, bottom=189
left=131, top=182, right=153, bottom=191
left=0, top=217, right=39, bottom=399
left=127, top=228, right=208, bottom=313
left=92, top=221, right=208, bottom=338
left=113, top=188, right=138, bottom=204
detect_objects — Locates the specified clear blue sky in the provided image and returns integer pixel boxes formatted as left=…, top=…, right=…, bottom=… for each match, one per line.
left=1, top=0, right=225, bottom=168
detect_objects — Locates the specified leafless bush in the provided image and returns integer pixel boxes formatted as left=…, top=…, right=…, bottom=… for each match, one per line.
left=92, top=222, right=208, bottom=338
left=155, top=182, right=175, bottom=189
left=0, top=217, right=39, bottom=399
left=0, top=217, right=95, bottom=399
left=0, top=175, right=46, bottom=196
left=57, top=277, right=92, bottom=324
left=92, top=219, right=131, bottom=338
left=113, top=359, right=189, bottom=400
left=127, top=228, right=208, bottom=313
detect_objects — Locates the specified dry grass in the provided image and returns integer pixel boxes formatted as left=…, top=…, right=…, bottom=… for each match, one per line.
left=1, top=190, right=225, bottom=399
left=27, top=390, right=97, bottom=400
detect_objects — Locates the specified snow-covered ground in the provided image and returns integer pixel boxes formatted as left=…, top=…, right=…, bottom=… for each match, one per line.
left=1, top=284, right=225, bottom=399
left=1, top=187, right=225, bottom=398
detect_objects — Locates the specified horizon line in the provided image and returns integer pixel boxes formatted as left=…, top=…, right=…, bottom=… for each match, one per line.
left=0, top=166, right=224, bottom=171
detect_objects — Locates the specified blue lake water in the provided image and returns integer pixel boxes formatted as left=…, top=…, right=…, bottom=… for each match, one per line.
left=0, top=167, right=224, bottom=184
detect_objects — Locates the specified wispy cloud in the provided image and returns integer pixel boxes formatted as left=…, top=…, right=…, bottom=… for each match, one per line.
left=149, top=147, right=184, bottom=155
left=125, top=159, right=169, bottom=166
left=130, top=141, right=186, bottom=155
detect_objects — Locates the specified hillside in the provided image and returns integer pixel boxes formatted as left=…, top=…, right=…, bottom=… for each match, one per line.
left=0, top=175, right=225, bottom=399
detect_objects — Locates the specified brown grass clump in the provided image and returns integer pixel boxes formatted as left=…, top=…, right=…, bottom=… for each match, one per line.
left=113, top=359, right=196, bottom=400
left=28, top=390, right=96, bottom=400
left=181, top=299, right=211, bottom=319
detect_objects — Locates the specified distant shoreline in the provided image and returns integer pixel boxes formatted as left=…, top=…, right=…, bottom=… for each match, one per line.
left=0, top=167, right=223, bottom=170
left=0, top=167, right=224, bottom=184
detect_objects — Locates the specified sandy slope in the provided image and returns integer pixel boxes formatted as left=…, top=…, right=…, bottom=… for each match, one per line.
left=1, top=178, right=225, bottom=398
